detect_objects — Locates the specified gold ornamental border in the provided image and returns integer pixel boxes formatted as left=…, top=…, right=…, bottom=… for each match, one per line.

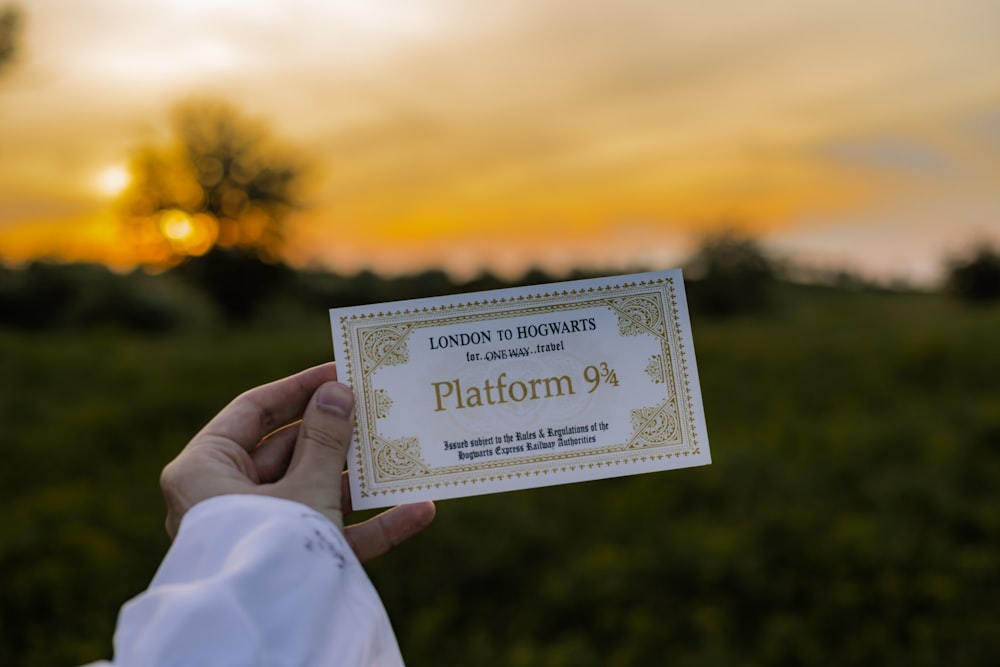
left=336, top=277, right=702, bottom=499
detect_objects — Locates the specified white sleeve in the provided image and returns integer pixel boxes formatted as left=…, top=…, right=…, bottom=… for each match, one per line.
left=105, top=495, right=404, bottom=667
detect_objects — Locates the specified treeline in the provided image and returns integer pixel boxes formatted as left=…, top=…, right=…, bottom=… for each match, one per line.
left=0, top=251, right=596, bottom=333
left=2, top=236, right=999, bottom=333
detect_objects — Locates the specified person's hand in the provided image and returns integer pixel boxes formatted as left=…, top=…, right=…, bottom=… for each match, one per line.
left=159, top=363, right=435, bottom=562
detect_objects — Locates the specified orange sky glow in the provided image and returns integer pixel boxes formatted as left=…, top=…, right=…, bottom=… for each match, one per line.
left=1, top=0, right=999, bottom=283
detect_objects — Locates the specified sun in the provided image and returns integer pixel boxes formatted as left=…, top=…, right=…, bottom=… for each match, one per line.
left=95, top=165, right=131, bottom=198
left=160, top=210, right=195, bottom=241
left=158, top=210, right=218, bottom=256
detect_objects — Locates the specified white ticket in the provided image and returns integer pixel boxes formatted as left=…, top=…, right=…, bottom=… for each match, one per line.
left=330, top=269, right=710, bottom=509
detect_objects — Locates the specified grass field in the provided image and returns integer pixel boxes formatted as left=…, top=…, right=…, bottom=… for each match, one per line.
left=2, top=281, right=998, bottom=666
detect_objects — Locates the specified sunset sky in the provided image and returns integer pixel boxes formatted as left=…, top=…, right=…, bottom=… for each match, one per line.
left=1, top=0, right=999, bottom=283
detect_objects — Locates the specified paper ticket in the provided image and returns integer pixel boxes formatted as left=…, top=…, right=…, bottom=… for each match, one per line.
left=330, top=269, right=710, bottom=509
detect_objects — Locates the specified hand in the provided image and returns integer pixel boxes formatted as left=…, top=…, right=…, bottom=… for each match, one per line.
left=159, top=363, right=435, bottom=562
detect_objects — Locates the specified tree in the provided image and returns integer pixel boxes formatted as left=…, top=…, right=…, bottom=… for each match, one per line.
left=0, top=5, right=22, bottom=73
left=946, top=244, right=1000, bottom=304
left=122, top=100, right=304, bottom=265
left=684, top=229, right=776, bottom=316
left=121, top=100, right=305, bottom=321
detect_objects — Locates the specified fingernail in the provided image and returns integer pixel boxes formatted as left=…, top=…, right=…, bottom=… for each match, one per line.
left=317, top=382, right=354, bottom=417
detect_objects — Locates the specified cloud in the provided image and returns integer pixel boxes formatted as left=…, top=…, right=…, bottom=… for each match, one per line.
left=961, top=106, right=1000, bottom=155
left=821, top=138, right=955, bottom=174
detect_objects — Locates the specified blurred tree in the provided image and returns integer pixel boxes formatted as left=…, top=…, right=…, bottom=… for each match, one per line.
left=684, top=229, right=776, bottom=316
left=946, top=244, right=1000, bottom=304
left=0, top=5, right=22, bottom=73
left=121, top=100, right=305, bottom=321
left=122, top=99, right=304, bottom=264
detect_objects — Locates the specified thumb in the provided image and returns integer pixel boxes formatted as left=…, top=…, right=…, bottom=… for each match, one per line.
left=280, top=381, right=356, bottom=526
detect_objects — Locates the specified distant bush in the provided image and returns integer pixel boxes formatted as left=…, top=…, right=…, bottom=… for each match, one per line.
left=168, top=247, right=295, bottom=323
left=0, top=262, right=215, bottom=333
left=946, top=244, right=1000, bottom=304
left=285, top=267, right=578, bottom=314
left=684, top=230, right=776, bottom=316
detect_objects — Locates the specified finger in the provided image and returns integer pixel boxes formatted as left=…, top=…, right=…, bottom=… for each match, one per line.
left=343, top=502, right=436, bottom=563
left=281, top=381, right=355, bottom=504
left=197, top=363, right=337, bottom=453
left=251, top=422, right=301, bottom=483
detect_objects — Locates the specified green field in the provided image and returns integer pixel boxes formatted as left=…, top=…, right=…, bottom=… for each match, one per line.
left=2, top=281, right=998, bottom=666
